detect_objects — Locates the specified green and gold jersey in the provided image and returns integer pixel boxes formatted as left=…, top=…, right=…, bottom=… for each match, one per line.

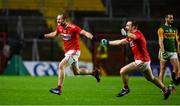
left=157, top=24, right=178, bottom=52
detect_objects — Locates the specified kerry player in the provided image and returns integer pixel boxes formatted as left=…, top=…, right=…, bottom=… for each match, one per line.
left=158, top=14, right=180, bottom=85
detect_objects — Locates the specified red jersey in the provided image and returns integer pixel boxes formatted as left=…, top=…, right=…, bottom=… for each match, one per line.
left=126, top=30, right=150, bottom=62
left=56, top=23, right=82, bottom=53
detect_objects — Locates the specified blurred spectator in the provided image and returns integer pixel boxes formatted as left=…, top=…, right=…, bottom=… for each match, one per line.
left=96, top=43, right=109, bottom=72
left=8, top=34, right=24, bottom=58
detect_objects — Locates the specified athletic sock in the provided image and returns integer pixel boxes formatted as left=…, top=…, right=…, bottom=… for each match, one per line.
left=124, top=85, right=129, bottom=89
left=171, top=72, right=180, bottom=85
left=162, top=87, right=167, bottom=93
left=177, top=77, right=180, bottom=85
left=171, top=72, right=176, bottom=82
left=58, top=85, right=62, bottom=91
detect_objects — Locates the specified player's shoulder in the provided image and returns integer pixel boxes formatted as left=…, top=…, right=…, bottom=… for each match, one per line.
left=158, top=24, right=165, bottom=32
left=158, top=27, right=164, bottom=32
left=57, top=25, right=63, bottom=29
left=159, top=24, right=172, bottom=31
left=133, top=30, right=143, bottom=35
left=56, top=25, right=63, bottom=32
left=136, top=30, right=142, bottom=34
left=68, top=23, right=78, bottom=28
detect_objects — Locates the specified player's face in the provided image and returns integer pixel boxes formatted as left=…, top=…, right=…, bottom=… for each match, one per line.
left=125, top=21, right=132, bottom=32
left=57, top=15, right=65, bottom=26
left=166, top=15, right=174, bottom=25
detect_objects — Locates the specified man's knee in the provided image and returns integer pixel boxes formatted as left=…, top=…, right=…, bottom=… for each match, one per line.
left=73, top=69, right=80, bottom=75
left=173, top=64, right=179, bottom=72
left=120, top=68, right=125, bottom=75
left=160, top=65, right=166, bottom=71
left=71, top=64, right=80, bottom=75
left=146, top=76, right=155, bottom=82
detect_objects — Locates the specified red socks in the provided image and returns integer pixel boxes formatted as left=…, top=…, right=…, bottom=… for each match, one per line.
left=124, top=85, right=129, bottom=89
left=58, top=85, right=62, bottom=91
left=162, top=87, right=167, bottom=93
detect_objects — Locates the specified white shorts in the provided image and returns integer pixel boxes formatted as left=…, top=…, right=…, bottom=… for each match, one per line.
left=135, top=60, right=151, bottom=72
left=64, top=50, right=80, bottom=66
left=159, top=51, right=178, bottom=61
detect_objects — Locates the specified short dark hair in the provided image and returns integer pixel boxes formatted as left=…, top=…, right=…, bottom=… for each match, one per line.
left=60, top=12, right=68, bottom=20
left=59, top=12, right=70, bottom=22
left=128, top=20, right=138, bottom=28
left=165, top=14, right=173, bottom=18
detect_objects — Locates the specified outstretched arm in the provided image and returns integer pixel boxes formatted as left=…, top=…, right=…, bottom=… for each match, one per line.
left=101, top=38, right=128, bottom=46
left=80, top=29, right=93, bottom=39
left=44, top=31, right=57, bottom=38
left=109, top=39, right=128, bottom=45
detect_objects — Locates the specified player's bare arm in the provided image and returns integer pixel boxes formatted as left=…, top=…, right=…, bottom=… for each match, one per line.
left=80, top=29, right=93, bottom=39
left=159, top=37, right=165, bottom=52
left=44, top=30, right=57, bottom=38
left=109, top=39, right=128, bottom=46
left=175, top=32, right=179, bottom=53
left=158, top=28, right=165, bottom=52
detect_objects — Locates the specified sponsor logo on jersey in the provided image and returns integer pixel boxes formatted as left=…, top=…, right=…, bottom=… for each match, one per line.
left=62, top=34, right=71, bottom=40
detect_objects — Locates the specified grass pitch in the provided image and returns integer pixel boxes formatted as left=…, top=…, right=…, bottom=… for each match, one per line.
left=0, top=76, right=180, bottom=105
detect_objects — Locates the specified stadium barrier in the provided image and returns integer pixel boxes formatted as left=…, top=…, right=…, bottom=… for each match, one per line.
left=24, top=61, right=93, bottom=76
left=2, top=47, right=172, bottom=77
left=4, top=55, right=30, bottom=75
left=4, top=57, right=93, bottom=76
left=3, top=56, right=172, bottom=77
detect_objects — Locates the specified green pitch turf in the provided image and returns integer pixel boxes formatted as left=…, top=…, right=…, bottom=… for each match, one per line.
left=0, top=76, right=180, bottom=105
